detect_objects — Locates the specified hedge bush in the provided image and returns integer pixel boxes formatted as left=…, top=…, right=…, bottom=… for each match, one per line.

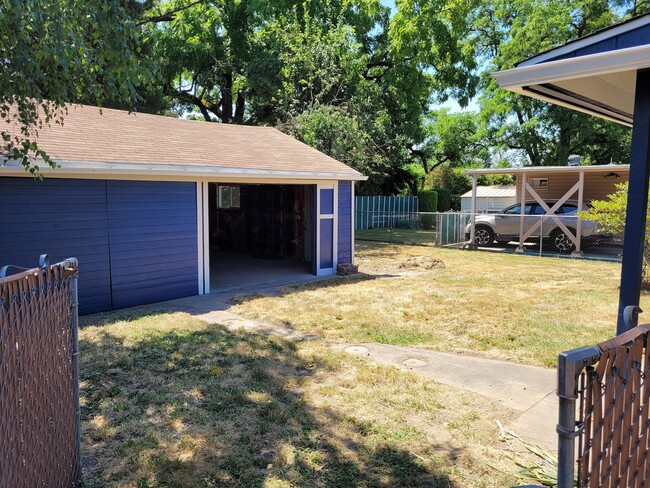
left=450, top=194, right=461, bottom=211
left=419, top=190, right=438, bottom=229
left=434, top=188, right=452, bottom=212
left=419, top=190, right=438, bottom=212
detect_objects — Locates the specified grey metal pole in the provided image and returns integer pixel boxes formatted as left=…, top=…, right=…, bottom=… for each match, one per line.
left=69, top=259, right=82, bottom=486
left=556, top=346, right=600, bottom=488
left=469, top=176, right=477, bottom=249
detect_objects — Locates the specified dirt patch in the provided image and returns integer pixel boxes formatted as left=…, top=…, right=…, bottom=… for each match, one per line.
left=398, top=256, right=445, bottom=270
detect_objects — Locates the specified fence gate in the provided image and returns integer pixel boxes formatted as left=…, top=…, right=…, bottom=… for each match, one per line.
left=0, top=255, right=81, bottom=487
left=558, top=323, right=650, bottom=488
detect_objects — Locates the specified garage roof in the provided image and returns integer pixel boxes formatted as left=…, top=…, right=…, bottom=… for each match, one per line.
left=493, top=13, right=650, bottom=126
left=0, top=103, right=366, bottom=181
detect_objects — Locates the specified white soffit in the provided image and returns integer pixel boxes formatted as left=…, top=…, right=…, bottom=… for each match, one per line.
left=494, top=44, right=650, bottom=126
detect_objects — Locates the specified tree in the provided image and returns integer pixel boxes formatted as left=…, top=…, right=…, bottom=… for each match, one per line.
left=473, top=0, right=633, bottom=167
left=417, top=109, right=489, bottom=173
left=580, top=183, right=650, bottom=287
left=141, top=0, right=480, bottom=194
left=1, top=0, right=143, bottom=175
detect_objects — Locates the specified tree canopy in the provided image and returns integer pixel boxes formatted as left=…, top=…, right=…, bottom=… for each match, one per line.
left=0, top=0, right=142, bottom=174
left=2, top=0, right=645, bottom=191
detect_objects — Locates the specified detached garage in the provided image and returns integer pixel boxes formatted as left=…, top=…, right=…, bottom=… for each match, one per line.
left=0, top=104, right=365, bottom=314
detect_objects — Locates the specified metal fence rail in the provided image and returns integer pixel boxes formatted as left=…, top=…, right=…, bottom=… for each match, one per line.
left=0, top=255, right=81, bottom=487
left=558, top=323, right=650, bottom=488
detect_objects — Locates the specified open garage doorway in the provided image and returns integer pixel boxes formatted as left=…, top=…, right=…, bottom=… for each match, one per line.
left=208, top=183, right=315, bottom=292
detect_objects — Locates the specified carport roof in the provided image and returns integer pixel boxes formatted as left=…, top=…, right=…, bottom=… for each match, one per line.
left=0, top=103, right=366, bottom=181
left=465, top=164, right=630, bottom=176
left=493, top=13, right=650, bottom=126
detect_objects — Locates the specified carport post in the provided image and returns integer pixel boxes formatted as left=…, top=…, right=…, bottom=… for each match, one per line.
left=618, top=69, right=650, bottom=335
left=516, top=173, right=526, bottom=253
left=572, top=171, right=585, bottom=256
left=469, top=175, right=477, bottom=249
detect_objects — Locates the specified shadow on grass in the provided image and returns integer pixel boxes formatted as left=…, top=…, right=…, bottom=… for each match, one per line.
left=80, top=317, right=455, bottom=487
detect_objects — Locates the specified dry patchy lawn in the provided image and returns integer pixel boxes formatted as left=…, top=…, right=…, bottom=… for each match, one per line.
left=233, top=242, right=643, bottom=367
left=79, top=312, right=523, bottom=487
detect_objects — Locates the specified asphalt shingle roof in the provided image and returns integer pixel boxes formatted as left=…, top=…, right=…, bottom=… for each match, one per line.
left=1, top=104, right=363, bottom=178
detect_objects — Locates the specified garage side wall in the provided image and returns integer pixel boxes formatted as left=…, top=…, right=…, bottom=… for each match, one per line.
left=338, top=181, right=353, bottom=264
left=0, top=177, right=198, bottom=314
left=0, top=177, right=112, bottom=314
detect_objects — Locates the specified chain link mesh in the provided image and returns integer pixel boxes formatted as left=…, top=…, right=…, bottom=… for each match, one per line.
left=0, top=259, right=80, bottom=487
left=577, top=326, right=650, bottom=487
left=354, top=211, right=623, bottom=261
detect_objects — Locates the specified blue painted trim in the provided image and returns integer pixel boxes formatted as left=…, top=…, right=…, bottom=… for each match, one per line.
left=550, top=26, right=650, bottom=62
left=338, top=181, right=353, bottom=264
left=617, top=69, right=650, bottom=334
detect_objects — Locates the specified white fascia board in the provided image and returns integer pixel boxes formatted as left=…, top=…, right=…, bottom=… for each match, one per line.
left=465, top=164, right=630, bottom=176
left=0, top=159, right=368, bottom=182
left=494, top=44, right=650, bottom=90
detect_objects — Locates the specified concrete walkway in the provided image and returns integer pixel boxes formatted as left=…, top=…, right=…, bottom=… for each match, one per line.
left=109, top=284, right=559, bottom=453
left=337, top=343, right=558, bottom=452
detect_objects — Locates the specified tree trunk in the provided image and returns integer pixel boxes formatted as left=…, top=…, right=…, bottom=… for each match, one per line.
left=221, top=72, right=233, bottom=123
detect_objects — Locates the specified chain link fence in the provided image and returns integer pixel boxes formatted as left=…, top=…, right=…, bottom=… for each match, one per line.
left=355, top=211, right=623, bottom=261
left=0, top=255, right=81, bottom=487
left=557, top=322, right=650, bottom=488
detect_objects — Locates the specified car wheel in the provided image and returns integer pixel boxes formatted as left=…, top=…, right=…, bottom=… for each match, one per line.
left=474, top=225, right=495, bottom=247
left=550, top=228, right=576, bottom=253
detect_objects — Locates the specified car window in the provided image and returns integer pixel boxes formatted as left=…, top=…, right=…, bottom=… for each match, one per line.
left=503, top=204, right=533, bottom=215
left=560, top=204, right=578, bottom=215
left=533, top=205, right=546, bottom=215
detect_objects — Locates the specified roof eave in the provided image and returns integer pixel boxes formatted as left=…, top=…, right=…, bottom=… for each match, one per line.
left=494, top=44, right=650, bottom=126
left=0, top=159, right=368, bottom=182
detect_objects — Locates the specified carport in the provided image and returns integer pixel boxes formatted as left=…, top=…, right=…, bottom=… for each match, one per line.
left=492, top=12, right=650, bottom=333
left=465, top=165, right=630, bottom=254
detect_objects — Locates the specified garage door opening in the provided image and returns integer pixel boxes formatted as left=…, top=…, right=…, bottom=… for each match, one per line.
left=208, top=183, right=315, bottom=292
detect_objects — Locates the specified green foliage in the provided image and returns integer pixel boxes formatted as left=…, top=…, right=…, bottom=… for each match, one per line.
left=1, top=0, right=142, bottom=175
left=419, top=189, right=438, bottom=230
left=434, top=188, right=452, bottom=212
left=419, top=110, right=488, bottom=172
left=419, top=190, right=439, bottom=213
left=477, top=174, right=516, bottom=187
left=473, top=0, right=633, bottom=167
left=581, top=182, right=650, bottom=287
left=426, top=167, right=472, bottom=195
left=426, top=167, right=515, bottom=197
left=450, top=194, right=461, bottom=211
left=579, top=183, right=629, bottom=236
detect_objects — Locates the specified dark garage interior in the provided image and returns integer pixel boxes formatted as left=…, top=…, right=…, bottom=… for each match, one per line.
left=208, top=183, right=314, bottom=291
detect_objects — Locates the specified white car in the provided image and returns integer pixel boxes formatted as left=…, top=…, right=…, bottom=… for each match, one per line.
left=464, top=200, right=600, bottom=253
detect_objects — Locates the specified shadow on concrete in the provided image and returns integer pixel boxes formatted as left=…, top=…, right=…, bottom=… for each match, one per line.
left=79, top=320, right=456, bottom=487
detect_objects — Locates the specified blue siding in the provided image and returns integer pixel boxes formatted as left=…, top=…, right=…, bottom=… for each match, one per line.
left=337, top=181, right=352, bottom=264
left=0, top=178, right=199, bottom=314
left=320, top=219, right=334, bottom=269
left=548, top=25, right=650, bottom=62
left=106, top=181, right=198, bottom=309
left=0, top=178, right=112, bottom=314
